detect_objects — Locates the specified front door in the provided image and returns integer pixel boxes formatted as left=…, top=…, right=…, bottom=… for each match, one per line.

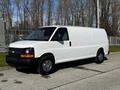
left=50, top=27, right=71, bottom=63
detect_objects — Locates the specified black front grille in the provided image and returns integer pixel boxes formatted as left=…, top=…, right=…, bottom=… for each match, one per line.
left=8, top=48, right=24, bottom=58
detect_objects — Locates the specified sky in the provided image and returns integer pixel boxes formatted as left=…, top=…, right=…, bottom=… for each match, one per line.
left=11, top=0, right=57, bottom=25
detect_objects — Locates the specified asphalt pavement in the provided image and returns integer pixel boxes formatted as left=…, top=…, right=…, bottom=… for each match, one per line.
left=0, top=53, right=120, bottom=90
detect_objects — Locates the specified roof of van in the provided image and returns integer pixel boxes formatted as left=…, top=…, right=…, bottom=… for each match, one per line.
left=40, top=25, right=104, bottom=30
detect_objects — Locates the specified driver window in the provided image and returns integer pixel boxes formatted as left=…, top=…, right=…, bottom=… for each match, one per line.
left=51, top=28, right=69, bottom=41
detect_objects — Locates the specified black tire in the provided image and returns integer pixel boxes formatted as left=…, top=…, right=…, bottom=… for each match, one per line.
left=95, top=50, right=104, bottom=64
left=37, top=55, right=54, bottom=75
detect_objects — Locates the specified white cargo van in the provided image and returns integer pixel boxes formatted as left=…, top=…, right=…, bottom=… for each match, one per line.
left=6, top=26, right=109, bottom=75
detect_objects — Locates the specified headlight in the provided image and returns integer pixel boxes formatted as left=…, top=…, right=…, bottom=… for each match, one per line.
left=25, top=49, right=30, bottom=54
left=25, top=48, right=34, bottom=54
left=20, top=48, right=34, bottom=58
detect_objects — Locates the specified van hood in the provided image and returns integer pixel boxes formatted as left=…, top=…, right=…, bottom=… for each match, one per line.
left=9, top=40, right=44, bottom=48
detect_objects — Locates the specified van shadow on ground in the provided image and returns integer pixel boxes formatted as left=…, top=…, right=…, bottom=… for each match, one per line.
left=55, top=58, right=95, bottom=71
left=55, top=57, right=108, bottom=71
left=16, top=58, right=101, bottom=75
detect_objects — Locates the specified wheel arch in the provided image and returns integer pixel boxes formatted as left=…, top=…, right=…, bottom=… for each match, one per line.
left=97, top=47, right=105, bottom=55
left=38, top=53, right=55, bottom=64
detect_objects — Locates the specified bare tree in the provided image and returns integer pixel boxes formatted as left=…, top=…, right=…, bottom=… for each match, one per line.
left=99, top=0, right=111, bottom=35
left=0, top=0, right=119, bottom=36
left=0, top=0, right=14, bottom=44
left=40, top=0, right=44, bottom=26
left=47, top=0, right=52, bottom=25
left=111, top=1, right=120, bottom=36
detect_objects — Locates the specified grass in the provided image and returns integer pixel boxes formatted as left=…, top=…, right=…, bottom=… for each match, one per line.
left=0, top=53, right=7, bottom=67
left=0, top=46, right=120, bottom=67
left=109, top=46, right=120, bottom=52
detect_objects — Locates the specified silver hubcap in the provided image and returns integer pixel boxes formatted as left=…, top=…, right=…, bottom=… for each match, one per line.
left=42, top=60, right=52, bottom=72
left=98, top=53, right=104, bottom=61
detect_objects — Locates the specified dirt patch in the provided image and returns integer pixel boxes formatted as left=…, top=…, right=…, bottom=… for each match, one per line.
left=0, top=73, right=4, bottom=77
left=1, top=79, right=8, bottom=82
left=41, top=75, right=51, bottom=79
left=14, top=80, right=23, bottom=84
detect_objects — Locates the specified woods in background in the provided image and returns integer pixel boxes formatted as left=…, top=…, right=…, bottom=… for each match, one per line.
left=0, top=0, right=120, bottom=36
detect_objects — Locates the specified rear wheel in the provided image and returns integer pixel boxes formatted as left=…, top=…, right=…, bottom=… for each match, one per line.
left=95, top=50, right=104, bottom=64
left=37, top=55, right=54, bottom=75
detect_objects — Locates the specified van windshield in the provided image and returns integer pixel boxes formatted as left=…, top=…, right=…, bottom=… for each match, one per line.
left=24, top=27, right=56, bottom=41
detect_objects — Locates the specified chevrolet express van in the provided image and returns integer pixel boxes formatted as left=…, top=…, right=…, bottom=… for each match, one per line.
left=6, top=26, right=109, bottom=75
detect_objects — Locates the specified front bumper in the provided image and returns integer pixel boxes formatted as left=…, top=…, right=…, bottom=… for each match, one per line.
left=6, top=55, right=38, bottom=68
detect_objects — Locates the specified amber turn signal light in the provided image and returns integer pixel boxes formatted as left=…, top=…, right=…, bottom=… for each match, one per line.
left=20, top=54, right=34, bottom=58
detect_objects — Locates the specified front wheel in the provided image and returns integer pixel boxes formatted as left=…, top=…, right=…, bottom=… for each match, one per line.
left=95, top=51, right=104, bottom=64
left=37, top=56, right=54, bottom=75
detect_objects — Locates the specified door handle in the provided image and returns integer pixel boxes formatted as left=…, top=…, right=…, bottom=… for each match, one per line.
left=69, top=41, right=72, bottom=47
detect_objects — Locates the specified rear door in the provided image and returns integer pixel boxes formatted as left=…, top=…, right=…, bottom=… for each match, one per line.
left=50, top=27, right=71, bottom=63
